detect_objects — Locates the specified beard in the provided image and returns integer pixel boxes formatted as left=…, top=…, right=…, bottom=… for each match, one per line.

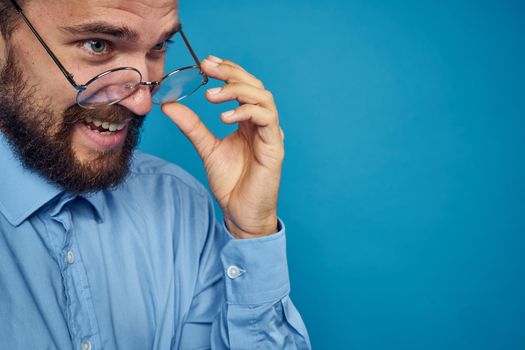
left=0, top=49, right=145, bottom=194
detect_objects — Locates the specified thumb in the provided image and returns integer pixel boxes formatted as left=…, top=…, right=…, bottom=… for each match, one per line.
left=162, top=102, right=219, bottom=160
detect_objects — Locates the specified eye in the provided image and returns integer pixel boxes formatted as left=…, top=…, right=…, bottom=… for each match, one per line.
left=152, top=39, right=173, bottom=52
left=82, top=39, right=111, bottom=55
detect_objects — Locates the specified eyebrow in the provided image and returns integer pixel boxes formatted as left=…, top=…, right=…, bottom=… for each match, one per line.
left=162, top=22, right=182, bottom=42
left=59, top=21, right=182, bottom=43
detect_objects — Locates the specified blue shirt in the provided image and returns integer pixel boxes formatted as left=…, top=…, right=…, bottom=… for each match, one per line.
left=0, top=133, right=311, bottom=350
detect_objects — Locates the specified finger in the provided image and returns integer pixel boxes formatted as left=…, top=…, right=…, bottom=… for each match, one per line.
left=221, top=104, right=275, bottom=126
left=220, top=104, right=282, bottom=145
left=207, top=55, right=247, bottom=72
left=201, top=57, right=264, bottom=89
left=206, top=83, right=276, bottom=111
left=162, top=102, right=219, bottom=160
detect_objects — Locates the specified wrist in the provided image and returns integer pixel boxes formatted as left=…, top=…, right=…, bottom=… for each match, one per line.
left=225, top=215, right=279, bottom=239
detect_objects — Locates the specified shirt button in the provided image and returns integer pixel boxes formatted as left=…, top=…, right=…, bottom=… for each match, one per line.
left=81, top=340, right=91, bottom=350
left=66, top=250, right=75, bottom=264
left=227, top=265, right=243, bottom=279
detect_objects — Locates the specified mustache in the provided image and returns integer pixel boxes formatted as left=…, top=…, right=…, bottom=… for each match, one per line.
left=63, top=104, right=145, bottom=125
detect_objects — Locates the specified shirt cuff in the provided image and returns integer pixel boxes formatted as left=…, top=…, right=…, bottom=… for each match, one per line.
left=220, top=218, right=291, bottom=305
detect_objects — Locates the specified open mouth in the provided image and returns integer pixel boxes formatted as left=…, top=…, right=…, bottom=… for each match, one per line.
left=75, top=115, right=131, bottom=151
left=82, top=116, right=128, bottom=135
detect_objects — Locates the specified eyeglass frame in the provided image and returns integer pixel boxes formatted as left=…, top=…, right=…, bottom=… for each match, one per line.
left=8, top=0, right=209, bottom=109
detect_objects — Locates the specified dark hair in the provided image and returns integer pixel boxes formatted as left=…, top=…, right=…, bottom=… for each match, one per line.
left=0, top=0, right=27, bottom=38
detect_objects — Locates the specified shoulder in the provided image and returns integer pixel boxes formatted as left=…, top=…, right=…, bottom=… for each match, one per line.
left=104, top=151, right=216, bottom=236
left=126, top=150, right=208, bottom=199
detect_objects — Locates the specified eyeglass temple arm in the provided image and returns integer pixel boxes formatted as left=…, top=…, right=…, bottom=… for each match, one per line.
left=179, top=29, right=202, bottom=68
left=10, top=1, right=202, bottom=85
left=9, top=0, right=82, bottom=90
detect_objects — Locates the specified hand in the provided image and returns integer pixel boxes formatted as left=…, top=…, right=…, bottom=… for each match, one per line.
left=162, top=55, right=284, bottom=239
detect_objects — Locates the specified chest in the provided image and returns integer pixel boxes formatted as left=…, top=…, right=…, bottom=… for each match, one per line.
left=0, top=201, right=199, bottom=350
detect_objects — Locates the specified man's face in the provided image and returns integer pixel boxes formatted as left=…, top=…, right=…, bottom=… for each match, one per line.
left=0, top=0, right=179, bottom=192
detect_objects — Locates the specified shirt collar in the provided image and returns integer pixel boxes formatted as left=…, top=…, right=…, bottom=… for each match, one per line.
left=81, top=191, right=106, bottom=224
left=0, top=133, right=104, bottom=226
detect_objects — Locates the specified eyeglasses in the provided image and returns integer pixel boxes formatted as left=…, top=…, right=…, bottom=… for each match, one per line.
left=9, top=0, right=208, bottom=109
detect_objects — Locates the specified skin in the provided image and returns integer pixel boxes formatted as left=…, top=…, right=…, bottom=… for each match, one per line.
left=1, top=0, right=284, bottom=238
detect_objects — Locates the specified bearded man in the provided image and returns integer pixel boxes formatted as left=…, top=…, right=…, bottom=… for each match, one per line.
left=0, top=0, right=310, bottom=349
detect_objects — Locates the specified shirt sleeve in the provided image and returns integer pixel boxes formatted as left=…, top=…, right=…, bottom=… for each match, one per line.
left=177, top=195, right=311, bottom=350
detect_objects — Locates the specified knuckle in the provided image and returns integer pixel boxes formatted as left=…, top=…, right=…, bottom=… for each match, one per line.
left=274, top=148, right=285, bottom=161
left=187, top=119, right=203, bottom=137
left=220, top=83, right=237, bottom=96
left=228, top=82, right=242, bottom=90
left=263, top=90, right=274, bottom=104
left=223, top=59, right=237, bottom=66
left=236, top=104, right=250, bottom=114
left=254, top=79, right=265, bottom=89
left=225, top=60, right=246, bottom=72
left=238, top=104, right=252, bottom=113
left=221, top=63, right=234, bottom=75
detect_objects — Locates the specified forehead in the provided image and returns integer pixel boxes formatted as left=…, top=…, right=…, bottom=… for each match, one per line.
left=27, top=0, right=179, bottom=40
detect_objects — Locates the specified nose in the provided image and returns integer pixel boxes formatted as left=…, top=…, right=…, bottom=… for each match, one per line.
left=117, top=84, right=154, bottom=116
left=116, top=56, right=163, bottom=116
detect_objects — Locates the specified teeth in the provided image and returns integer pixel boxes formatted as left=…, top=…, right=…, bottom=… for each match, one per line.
left=85, top=117, right=127, bottom=132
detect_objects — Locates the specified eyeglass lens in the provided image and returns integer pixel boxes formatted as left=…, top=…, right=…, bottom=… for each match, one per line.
left=78, top=69, right=141, bottom=109
left=151, top=67, right=205, bottom=104
left=77, top=67, right=206, bottom=109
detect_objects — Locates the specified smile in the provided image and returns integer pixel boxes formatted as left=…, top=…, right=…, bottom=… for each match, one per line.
left=82, top=116, right=128, bottom=135
left=76, top=116, right=131, bottom=151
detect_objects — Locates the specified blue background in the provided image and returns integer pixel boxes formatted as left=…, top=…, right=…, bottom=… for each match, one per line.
left=139, top=1, right=525, bottom=349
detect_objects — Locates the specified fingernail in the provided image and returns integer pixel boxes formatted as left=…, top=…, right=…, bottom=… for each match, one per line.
left=208, top=55, right=223, bottom=63
left=207, top=87, right=222, bottom=95
left=222, top=110, right=235, bottom=119
left=204, top=58, right=219, bottom=67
